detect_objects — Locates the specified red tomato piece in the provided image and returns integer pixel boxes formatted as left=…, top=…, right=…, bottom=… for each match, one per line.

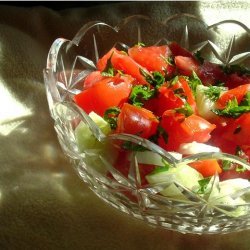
left=128, top=45, right=175, bottom=76
left=168, top=42, right=194, bottom=58
left=216, top=84, right=250, bottom=109
left=116, top=103, right=159, bottom=139
left=74, top=75, right=132, bottom=116
left=189, top=159, right=222, bottom=177
left=210, top=126, right=238, bottom=155
left=220, top=168, right=250, bottom=181
left=197, top=61, right=225, bottom=86
left=225, top=73, right=250, bottom=89
left=144, top=77, right=197, bottom=116
left=158, top=110, right=216, bottom=151
left=175, top=56, right=200, bottom=76
left=97, top=48, right=149, bottom=85
left=83, top=71, right=104, bottom=89
left=170, top=76, right=197, bottom=112
left=152, top=86, right=184, bottom=116
left=221, top=113, right=250, bottom=145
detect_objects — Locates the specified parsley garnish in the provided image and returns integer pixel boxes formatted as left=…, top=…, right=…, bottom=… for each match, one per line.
left=136, top=42, right=145, bottom=47
left=103, top=107, right=121, bottom=130
left=188, top=71, right=202, bottom=96
left=139, top=69, right=165, bottom=88
left=149, top=159, right=171, bottom=175
left=203, top=85, right=226, bottom=102
left=169, top=75, right=179, bottom=87
left=129, top=85, right=155, bottom=107
left=160, top=55, right=174, bottom=66
left=175, top=103, right=193, bottom=117
left=101, top=52, right=115, bottom=77
left=197, top=177, right=211, bottom=194
left=240, top=91, right=250, bottom=106
left=221, top=160, right=232, bottom=171
left=213, top=97, right=250, bottom=118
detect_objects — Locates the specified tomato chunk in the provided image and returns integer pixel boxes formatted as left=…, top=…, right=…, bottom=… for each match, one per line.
left=97, top=48, right=149, bottom=85
left=175, top=56, right=199, bottom=76
left=128, top=45, right=175, bottom=76
left=221, top=113, right=250, bottom=145
left=83, top=71, right=104, bottom=89
left=74, top=75, right=132, bottom=116
left=158, top=111, right=216, bottom=151
left=189, top=159, right=222, bottom=177
left=216, top=84, right=250, bottom=109
left=116, top=103, right=159, bottom=139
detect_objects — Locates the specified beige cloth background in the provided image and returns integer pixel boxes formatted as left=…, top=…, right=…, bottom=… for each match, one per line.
left=0, top=2, right=250, bottom=249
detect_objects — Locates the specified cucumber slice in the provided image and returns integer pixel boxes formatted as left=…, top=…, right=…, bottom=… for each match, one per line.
left=146, top=164, right=203, bottom=199
left=75, top=111, right=111, bottom=152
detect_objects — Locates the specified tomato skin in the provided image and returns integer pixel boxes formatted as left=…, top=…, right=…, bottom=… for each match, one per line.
left=144, top=77, right=196, bottom=116
left=171, top=77, right=197, bottom=113
left=116, top=103, right=159, bottom=139
left=97, top=48, right=149, bottom=85
left=168, top=42, right=194, bottom=58
left=220, top=169, right=250, bottom=181
left=189, top=159, right=222, bottom=177
left=158, top=111, right=216, bottom=151
left=175, top=56, right=199, bottom=76
left=197, top=61, right=225, bottom=86
left=128, top=45, right=175, bottom=76
left=216, top=84, right=250, bottom=109
left=210, top=128, right=238, bottom=155
left=74, top=75, right=132, bottom=116
left=153, top=86, right=184, bottom=116
left=221, top=113, right=250, bottom=145
left=83, top=71, right=104, bottom=89
left=225, top=73, right=250, bottom=89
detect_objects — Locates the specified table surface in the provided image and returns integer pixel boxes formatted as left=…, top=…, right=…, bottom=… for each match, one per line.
left=0, top=2, right=250, bottom=249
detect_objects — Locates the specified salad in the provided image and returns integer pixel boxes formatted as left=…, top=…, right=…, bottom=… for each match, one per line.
left=73, top=42, right=250, bottom=214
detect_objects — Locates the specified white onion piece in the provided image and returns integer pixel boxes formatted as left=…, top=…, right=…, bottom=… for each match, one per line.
left=178, top=142, right=221, bottom=155
left=131, top=151, right=182, bottom=166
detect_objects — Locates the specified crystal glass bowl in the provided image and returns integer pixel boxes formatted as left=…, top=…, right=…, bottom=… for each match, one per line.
left=44, top=15, right=250, bottom=234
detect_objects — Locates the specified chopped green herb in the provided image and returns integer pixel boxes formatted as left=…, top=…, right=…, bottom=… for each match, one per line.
left=203, top=85, right=226, bottom=102
left=236, top=165, right=247, bottom=173
left=175, top=103, right=193, bottom=117
left=136, top=42, right=145, bottom=47
left=240, top=91, right=250, bottom=106
left=149, top=164, right=171, bottom=175
left=222, top=160, right=232, bottom=171
left=103, top=107, right=121, bottom=130
left=213, top=97, right=250, bottom=118
left=188, top=71, right=202, bottom=96
left=169, top=75, right=179, bottom=87
left=160, top=55, right=174, bottom=66
left=101, top=52, right=115, bottom=77
left=129, top=85, right=155, bottom=107
left=197, top=177, right=211, bottom=194
left=139, top=68, right=165, bottom=88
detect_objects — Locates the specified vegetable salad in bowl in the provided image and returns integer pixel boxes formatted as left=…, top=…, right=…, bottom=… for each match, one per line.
left=44, top=15, right=250, bottom=234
